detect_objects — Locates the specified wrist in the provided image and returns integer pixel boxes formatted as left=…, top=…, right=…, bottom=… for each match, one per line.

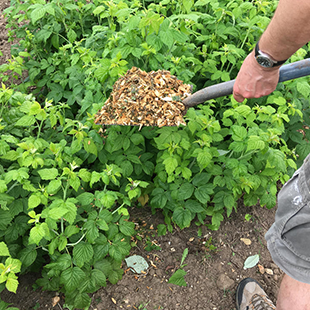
left=254, top=40, right=287, bottom=68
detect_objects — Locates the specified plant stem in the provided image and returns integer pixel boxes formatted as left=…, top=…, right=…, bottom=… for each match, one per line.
left=7, top=181, right=19, bottom=194
left=112, top=202, right=125, bottom=215
left=67, top=234, right=86, bottom=247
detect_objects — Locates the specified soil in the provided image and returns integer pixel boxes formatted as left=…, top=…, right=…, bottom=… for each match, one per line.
left=0, top=3, right=283, bottom=310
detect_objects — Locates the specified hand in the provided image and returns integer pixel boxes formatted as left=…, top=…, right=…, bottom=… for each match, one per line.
left=233, top=50, right=280, bottom=103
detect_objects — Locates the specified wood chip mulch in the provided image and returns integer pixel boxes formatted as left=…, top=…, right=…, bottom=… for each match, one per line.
left=95, top=67, right=192, bottom=127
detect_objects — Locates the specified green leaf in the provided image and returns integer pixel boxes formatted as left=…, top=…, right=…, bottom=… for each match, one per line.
left=130, top=133, right=144, bottom=145
left=100, top=191, right=117, bottom=209
left=60, top=267, right=86, bottom=292
left=172, top=207, right=192, bottom=229
left=84, top=138, right=98, bottom=156
left=46, top=179, right=62, bottom=195
left=159, top=29, right=174, bottom=49
left=65, top=225, right=80, bottom=238
left=97, top=219, right=109, bottom=231
left=15, top=115, right=36, bottom=127
left=78, top=169, right=91, bottom=182
left=84, top=220, right=99, bottom=243
left=0, top=210, right=12, bottom=230
left=157, top=224, right=167, bottom=236
left=108, top=268, right=123, bottom=285
left=37, top=168, right=58, bottom=180
left=260, top=191, right=276, bottom=209
left=246, top=136, right=265, bottom=151
left=74, top=293, right=91, bottom=309
left=6, top=274, right=19, bottom=293
left=18, top=246, right=37, bottom=267
left=5, top=257, right=21, bottom=273
left=223, top=193, right=235, bottom=210
left=0, top=180, right=7, bottom=193
left=192, top=173, right=211, bottom=186
left=28, top=194, right=41, bottom=209
left=68, top=29, right=77, bottom=43
left=48, top=207, right=68, bottom=220
left=29, top=223, right=50, bottom=245
left=195, top=148, right=212, bottom=170
left=0, top=242, right=10, bottom=257
left=163, top=156, right=178, bottom=174
left=31, top=6, right=47, bottom=24
left=211, top=212, right=224, bottom=229
left=185, top=200, right=204, bottom=213
left=73, top=242, right=94, bottom=267
left=168, top=269, right=187, bottom=286
left=194, top=186, right=212, bottom=204
left=119, top=218, right=135, bottom=236
left=77, top=192, right=94, bottom=206
left=178, top=183, right=194, bottom=200
left=231, top=125, right=247, bottom=141
left=297, top=80, right=310, bottom=98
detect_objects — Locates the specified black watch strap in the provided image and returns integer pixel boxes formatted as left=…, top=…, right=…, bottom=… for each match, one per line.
left=255, top=41, right=287, bottom=67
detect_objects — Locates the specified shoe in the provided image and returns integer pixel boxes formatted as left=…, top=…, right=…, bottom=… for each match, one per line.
left=236, top=277, right=276, bottom=310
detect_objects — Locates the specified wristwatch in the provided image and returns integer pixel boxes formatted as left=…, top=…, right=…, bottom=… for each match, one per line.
left=255, top=41, right=287, bottom=68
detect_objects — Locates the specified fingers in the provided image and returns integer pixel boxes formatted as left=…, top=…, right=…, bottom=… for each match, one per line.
left=233, top=90, right=245, bottom=103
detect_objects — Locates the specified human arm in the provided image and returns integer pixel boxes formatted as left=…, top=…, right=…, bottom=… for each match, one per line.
left=233, top=0, right=310, bottom=103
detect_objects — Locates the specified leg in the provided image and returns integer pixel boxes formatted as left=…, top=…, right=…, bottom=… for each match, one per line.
left=276, top=274, right=310, bottom=310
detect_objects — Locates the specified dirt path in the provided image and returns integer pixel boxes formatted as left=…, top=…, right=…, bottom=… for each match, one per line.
left=0, top=3, right=282, bottom=309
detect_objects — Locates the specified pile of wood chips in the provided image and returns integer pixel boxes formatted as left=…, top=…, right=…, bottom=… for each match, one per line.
left=95, top=67, right=192, bottom=127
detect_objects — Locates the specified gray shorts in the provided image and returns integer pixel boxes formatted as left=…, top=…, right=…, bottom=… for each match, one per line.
left=265, top=168, right=310, bottom=284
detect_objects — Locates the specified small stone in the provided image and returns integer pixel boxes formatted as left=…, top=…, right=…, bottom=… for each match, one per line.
left=274, top=275, right=278, bottom=281
left=258, top=264, right=265, bottom=274
left=240, top=238, right=252, bottom=246
left=265, top=268, right=274, bottom=275
left=216, top=273, right=235, bottom=290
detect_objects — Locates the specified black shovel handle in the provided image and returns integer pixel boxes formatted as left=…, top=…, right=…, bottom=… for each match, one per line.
left=182, top=58, right=310, bottom=107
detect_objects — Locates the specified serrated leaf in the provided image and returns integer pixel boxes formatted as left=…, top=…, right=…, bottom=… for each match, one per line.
left=232, top=125, right=247, bottom=141
left=5, top=257, right=21, bottom=273
left=28, top=194, right=41, bottom=209
left=172, top=207, right=192, bottom=229
left=46, top=179, right=62, bottom=195
left=31, top=6, right=47, bottom=24
left=37, top=168, right=58, bottom=180
left=163, top=156, right=178, bottom=174
left=76, top=192, right=94, bottom=206
left=297, top=80, right=310, bottom=98
left=29, top=223, right=50, bottom=245
left=18, top=246, right=37, bottom=267
left=60, top=267, right=86, bottom=292
left=6, top=274, right=19, bottom=293
left=119, top=218, right=135, bottom=236
left=84, top=220, right=99, bottom=243
left=194, top=186, right=211, bottom=204
left=157, top=224, right=167, bottom=236
left=244, top=254, right=260, bottom=269
left=185, top=200, right=205, bottom=213
left=74, top=293, right=91, bottom=309
left=73, top=242, right=94, bottom=267
left=178, top=182, right=194, bottom=200
left=0, top=242, right=10, bottom=257
left=246, top=136, right=265, bottom=151
left=15, top=115, right=36, bottom=127
left=0, top=180, right=7, bottom=193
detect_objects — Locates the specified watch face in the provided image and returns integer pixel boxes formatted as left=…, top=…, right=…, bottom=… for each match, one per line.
left=256, top=55, right=273, bottom=68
